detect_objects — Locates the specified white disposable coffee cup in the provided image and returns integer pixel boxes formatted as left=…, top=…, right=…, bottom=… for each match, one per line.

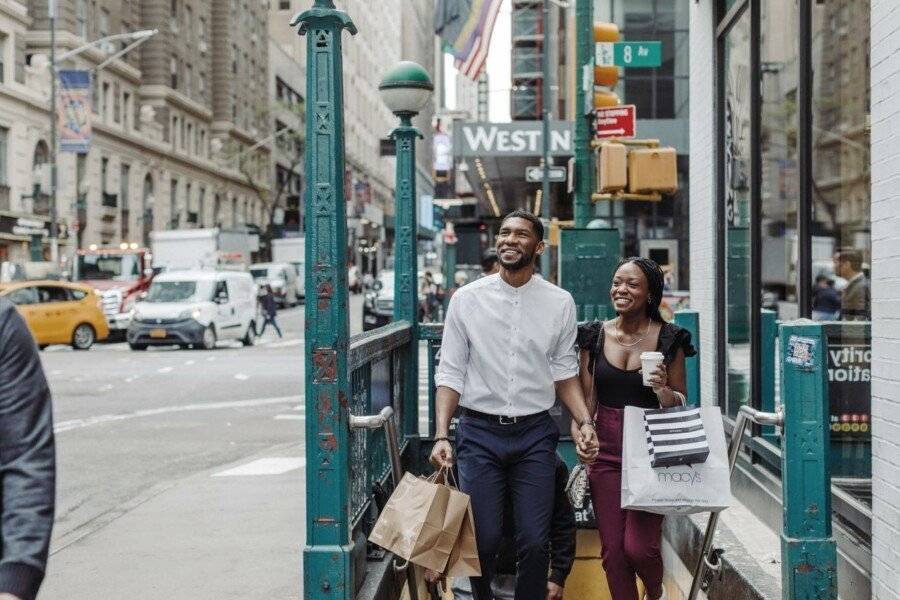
left=640, top=351, right=665, bottom=387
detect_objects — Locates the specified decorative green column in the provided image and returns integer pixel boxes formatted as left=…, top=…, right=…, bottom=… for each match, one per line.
left=292, top=3, right=357, bottom=598
left=778, top=321, right=837, bottom=599
left=673, top=310, right=700, bottom=407
left=760, top=309, right=778, bottom=442
left=573, top=0, right=594, bottom=228
left=379, top=62, right=434, bottom=439
left=442, top=236, right=456, bottom=312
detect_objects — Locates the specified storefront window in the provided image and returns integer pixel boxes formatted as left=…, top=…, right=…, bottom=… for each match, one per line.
left=722, top=10, right=751, bottom=419
left=760, top=0, right=799, bottom=319
left=811, top=1, right=871, bottom=484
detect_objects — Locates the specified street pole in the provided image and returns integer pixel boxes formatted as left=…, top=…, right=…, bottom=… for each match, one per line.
left=292, top=2, right=356, bottom=598
left=392, top=114, right=422, bottom=438
left=49, top=7, right=59, bottom=264
left=573, top=0, right=593, bottom=228
left=540, top=0, right=551, bottom=278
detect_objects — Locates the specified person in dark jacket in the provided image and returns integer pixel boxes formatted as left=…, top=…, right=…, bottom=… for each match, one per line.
left=256, top=285, right=283, bottom=338
left=448, top=455, right=576, bottom=599
left=811, top=275, right=841, bottom=321
left=0, top=298, right=55, bottom=600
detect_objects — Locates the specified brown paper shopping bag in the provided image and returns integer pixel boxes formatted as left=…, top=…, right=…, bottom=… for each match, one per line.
left=443, top=469, right=481, bottom=578
left=368, top=469, right=467, bottom=573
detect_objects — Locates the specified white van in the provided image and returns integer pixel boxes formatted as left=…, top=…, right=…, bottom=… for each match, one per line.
left=249, top=262, right=300, bottom=307
left=126, top=270, right=257, bottom=350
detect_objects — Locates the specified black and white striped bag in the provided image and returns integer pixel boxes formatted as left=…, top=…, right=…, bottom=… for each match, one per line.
left=644, top=405, right=710, bottom=468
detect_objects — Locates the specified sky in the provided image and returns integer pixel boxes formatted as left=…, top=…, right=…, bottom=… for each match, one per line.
left=443, top=0, right=512, bottom=123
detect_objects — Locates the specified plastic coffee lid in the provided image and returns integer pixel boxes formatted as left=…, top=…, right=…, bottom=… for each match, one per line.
left=640, top=351, right=664, bottom=359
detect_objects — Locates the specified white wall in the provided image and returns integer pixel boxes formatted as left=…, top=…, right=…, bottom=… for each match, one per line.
left=870, top=0, right=900, bottom=597
left=689, top=0, right=717, bottom=405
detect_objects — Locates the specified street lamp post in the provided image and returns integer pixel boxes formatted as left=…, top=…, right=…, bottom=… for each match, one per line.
left=379, top=61, right=433, bottom=439
left=47, top=27, right=157, bottom=266
left=291, top=2, right=356, bottom=598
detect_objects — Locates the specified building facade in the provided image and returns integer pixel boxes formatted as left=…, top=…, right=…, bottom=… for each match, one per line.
left=689, top=0, right=889, bottom=597
left=0, top=0, right=272, bottom=267
left=268, top=40, right=304, bottom=239
left=268, top=0, right=435, bottom=276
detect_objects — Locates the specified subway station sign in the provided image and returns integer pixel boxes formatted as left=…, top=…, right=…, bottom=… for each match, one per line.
left=453, top=121, right=575, bottom=157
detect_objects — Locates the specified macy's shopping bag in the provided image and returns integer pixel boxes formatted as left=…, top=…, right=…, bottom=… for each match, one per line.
left=369, top=469, right=473, bottom=573
left=621, top=405, right=731, bottom=515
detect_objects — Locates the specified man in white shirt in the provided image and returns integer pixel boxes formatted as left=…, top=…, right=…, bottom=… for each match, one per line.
left=431, top=210, right=597, bottom=600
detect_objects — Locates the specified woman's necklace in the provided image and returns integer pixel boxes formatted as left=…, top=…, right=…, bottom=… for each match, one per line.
left=614, top=317, right=651, bottom=347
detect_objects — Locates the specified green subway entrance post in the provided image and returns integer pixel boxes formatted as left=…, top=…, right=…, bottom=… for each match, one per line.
left=379, top=61, right=433, bottom=439
left=291, top=2, right=356, bottom=598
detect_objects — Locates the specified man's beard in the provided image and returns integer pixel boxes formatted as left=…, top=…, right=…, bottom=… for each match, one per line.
left=499, top=248, right=536, bottom=272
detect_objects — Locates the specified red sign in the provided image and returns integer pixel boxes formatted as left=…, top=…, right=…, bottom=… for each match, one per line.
left=594, top=105, right=636, bottom=139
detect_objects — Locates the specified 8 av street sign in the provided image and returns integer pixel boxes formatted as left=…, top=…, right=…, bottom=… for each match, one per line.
left=526, top=165, right=567, bottom=183
left=594, top=105, right=636, bottom=139
left=595, top=41, right=662, bottom=68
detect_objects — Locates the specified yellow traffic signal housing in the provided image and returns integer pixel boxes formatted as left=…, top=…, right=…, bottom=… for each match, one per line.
left=593, top=22, right=620, bottom=43
left=593, top=90, right=620, bottom=108
left=598, top=142, right=627, bottom=192
left=628, top=147, right=679, bottom=194
left=594, top=65, right=618, bottom=88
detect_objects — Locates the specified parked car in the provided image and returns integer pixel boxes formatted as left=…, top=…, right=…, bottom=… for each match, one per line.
left=0, top=280, right=109, bottom=350
left=249, top=262, right=300, bottom=307
left=363, top=271, right=395, bottom=331
left=127, top=270, right=257, bottom=350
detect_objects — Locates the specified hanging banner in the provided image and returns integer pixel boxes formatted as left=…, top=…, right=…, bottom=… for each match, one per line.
left=58, top=70, right=93, bottom=154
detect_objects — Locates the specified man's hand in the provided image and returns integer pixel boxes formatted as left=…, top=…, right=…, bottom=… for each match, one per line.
left=571, top=420, right=598, bottom=464
left=429, top=439, right=454, bottom=468
left=546, top=581, right=564, bottom=600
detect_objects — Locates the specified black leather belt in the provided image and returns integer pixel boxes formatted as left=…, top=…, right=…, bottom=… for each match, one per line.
left=460, top=407, right=548, bottom=425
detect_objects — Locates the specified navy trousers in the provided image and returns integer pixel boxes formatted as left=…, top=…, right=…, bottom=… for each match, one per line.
left=455, top=412, right=559, bottom=600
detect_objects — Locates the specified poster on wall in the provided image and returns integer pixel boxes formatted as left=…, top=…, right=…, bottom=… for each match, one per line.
left=58, top=70, right=93, bottom=154
left=827, top=341, right=871, bottom=440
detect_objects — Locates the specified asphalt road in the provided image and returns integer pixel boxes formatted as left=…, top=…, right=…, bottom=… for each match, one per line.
left=37, top=295, right=365, bottom=599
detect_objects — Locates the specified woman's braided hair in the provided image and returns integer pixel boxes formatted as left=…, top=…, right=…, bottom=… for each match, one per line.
left=616, top=256, right=665, bottom=323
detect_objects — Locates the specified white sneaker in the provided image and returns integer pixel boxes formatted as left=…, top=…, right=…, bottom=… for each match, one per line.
left=644, top=587, right=668, bottom=600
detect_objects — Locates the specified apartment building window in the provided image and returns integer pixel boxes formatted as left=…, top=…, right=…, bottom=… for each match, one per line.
left=199, top=129, right=207, bottom=157
left=0, top=126, right=8, bottom=186
left=198, top=187, right=206, bottom=227
left=170, top=56, right=178, bottom=89
left=75, top=0, right=88, bottom=38
left=120, top=163, right=130, bottom=239
left=172, top=115, right=179, bottom=148
left=101, top=81, right=110, bottom=119
left=278, top=0, right=290, bottom=9
left=170, top=177, right=179, bottom=227
left=186, top=123, right=192, bottom=152
left=232, top=45, right=238, bottom=74
left=185, top=6, right=193, bottom=41
left=198, top=71, right=206, bottom=96
left=0, top=32, right=7, bottom=84
left=101, top=157, right=117, bottom=207
left=99, top=9, right=109, bottom=39
left=186, top=182, right=196, bottom=224
left=113, top=82, right=121, bottom=123
left=232, top=197, right=238, bottom=226
left=171, top=0, right=178, bottom=16
left=214, top=194, right=221, bottom=226
left=185, top=63, right=192, bottom=95
left=198, top=18, right=207, bottom=47
left=122, top=91, right=131, bottom=129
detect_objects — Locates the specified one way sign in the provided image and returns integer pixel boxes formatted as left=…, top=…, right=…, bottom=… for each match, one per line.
left=594, top=104, right=636, bottom=139
left=525, top=165, right=568, bottom=183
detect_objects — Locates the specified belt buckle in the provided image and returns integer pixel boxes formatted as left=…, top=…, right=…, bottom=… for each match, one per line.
left=498, top=415, right=518, bottom=425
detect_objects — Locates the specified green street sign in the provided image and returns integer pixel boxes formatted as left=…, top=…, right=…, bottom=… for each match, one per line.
left=595, top=41, right=662, bottom=68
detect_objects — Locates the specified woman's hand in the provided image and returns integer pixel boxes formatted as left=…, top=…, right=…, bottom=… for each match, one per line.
left=645, top=361, right=668, bottom=391
left=571, top=420, right=599, bottom=464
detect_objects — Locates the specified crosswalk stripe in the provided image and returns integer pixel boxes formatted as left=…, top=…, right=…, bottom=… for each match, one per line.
left=212, top=457, right=305, bottom=477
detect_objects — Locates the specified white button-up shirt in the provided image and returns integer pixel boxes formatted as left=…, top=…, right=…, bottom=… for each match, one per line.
left=434, top=273, right=579, bottom=417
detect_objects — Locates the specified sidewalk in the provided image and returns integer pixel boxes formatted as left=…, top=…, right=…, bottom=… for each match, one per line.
left=42, top=443, right=306, bottom=600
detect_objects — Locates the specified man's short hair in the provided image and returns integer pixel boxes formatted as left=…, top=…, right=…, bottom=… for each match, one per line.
left=836, top=250, right=863, bottom=271
left=501, top=209, right=544, bottom=240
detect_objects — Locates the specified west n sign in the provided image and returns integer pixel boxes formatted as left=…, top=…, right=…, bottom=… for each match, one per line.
left=453, top=121, right=576, bottom=157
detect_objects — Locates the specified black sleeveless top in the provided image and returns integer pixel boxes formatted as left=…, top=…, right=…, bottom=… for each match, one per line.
left=576, top=321, right=697, bottom=410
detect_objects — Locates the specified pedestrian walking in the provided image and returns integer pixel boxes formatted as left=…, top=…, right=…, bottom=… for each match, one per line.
left=833, top=250, right=870, bottom=321
left=432, top=209, right=596, bottom=600
left=256, top=285, right=283, bottom=338
left=811, top=275, right=841, bottom=321
left=0, top=298, right=56, bottom=600
left=575, top=257, right=695, bottom=600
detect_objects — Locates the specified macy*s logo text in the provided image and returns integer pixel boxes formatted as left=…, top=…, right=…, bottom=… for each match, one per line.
left=657, top=471, right=702, bottom=486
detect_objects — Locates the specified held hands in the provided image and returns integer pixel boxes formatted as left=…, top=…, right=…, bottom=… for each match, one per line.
left=571, top=420, right=599, bottom=464
left=546, top=581, right=564, bottom=600
left=429, top=439, right=454, bottom=468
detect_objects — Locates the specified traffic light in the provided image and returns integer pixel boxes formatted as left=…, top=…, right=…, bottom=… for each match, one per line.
left=593, top=22, right=620, bottom=109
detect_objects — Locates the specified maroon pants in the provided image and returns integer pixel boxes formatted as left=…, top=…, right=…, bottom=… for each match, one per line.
left=588, top=404, right=664, bottom=600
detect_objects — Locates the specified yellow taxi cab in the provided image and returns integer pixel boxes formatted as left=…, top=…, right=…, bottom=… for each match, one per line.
left=0, top=280, right=110, bottom=350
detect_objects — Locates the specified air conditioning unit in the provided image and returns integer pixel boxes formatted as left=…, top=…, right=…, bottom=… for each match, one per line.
left=198, top=40, right=208, bottom=54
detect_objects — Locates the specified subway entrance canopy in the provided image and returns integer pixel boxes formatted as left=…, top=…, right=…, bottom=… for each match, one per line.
left=451, top=120, right=575, bottom=217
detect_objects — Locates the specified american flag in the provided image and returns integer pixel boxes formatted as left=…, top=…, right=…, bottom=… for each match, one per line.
left=436, top=0, right=503, bottom=81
